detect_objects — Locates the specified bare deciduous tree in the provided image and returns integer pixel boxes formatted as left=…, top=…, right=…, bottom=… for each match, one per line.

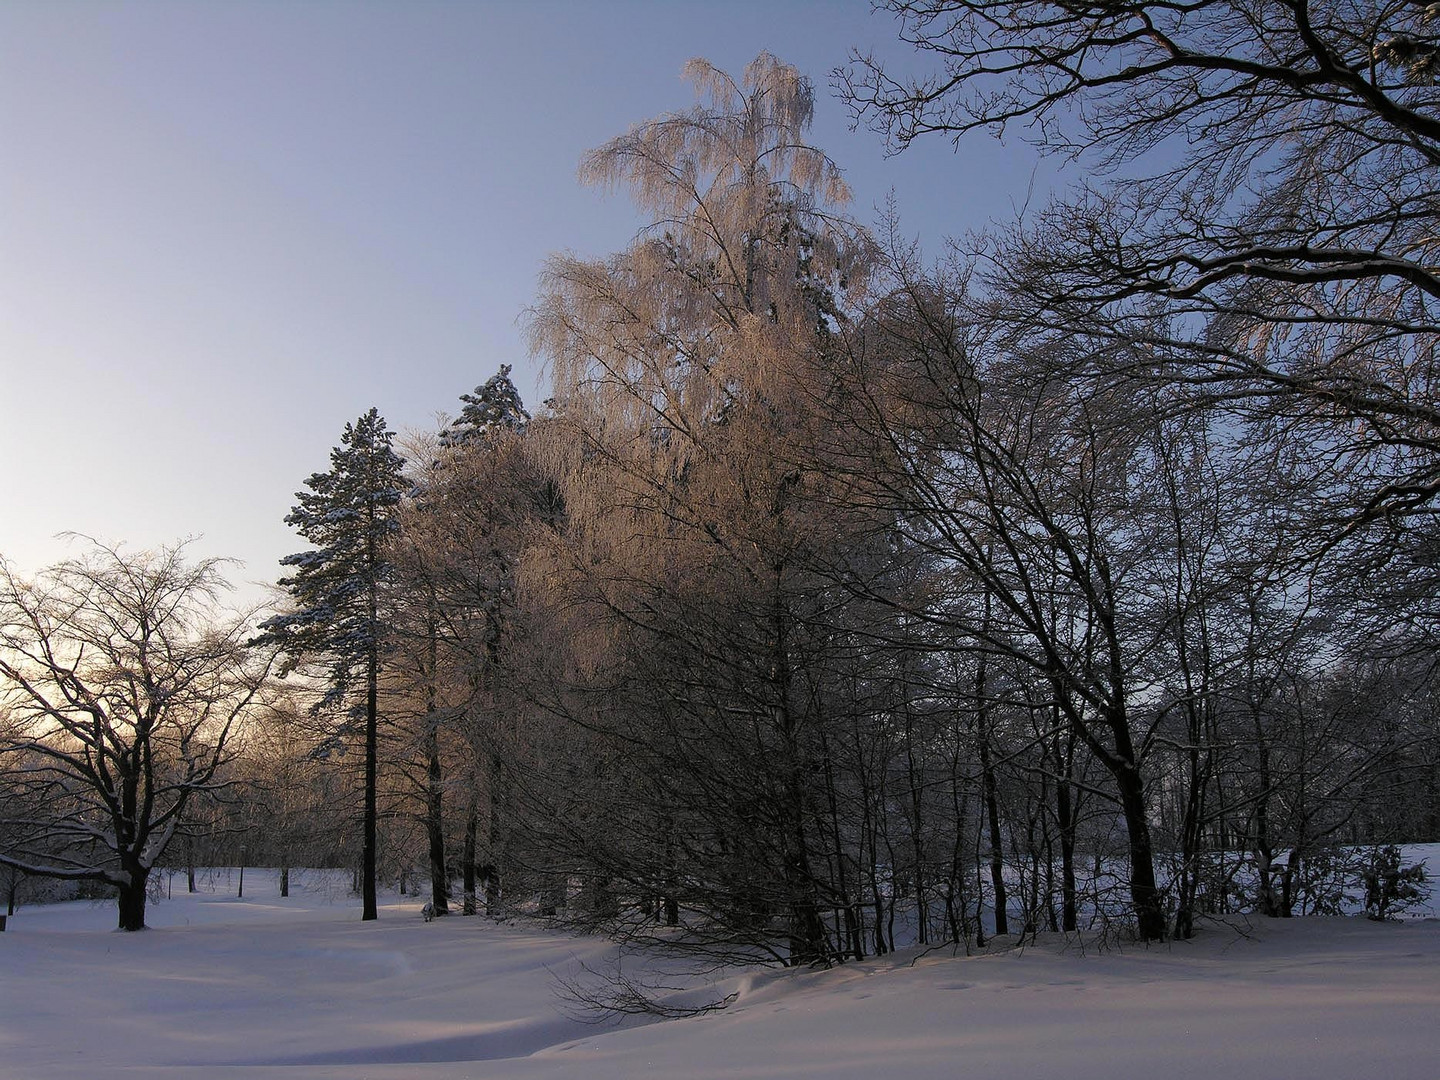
left=0, top=540, right=273, bottom=930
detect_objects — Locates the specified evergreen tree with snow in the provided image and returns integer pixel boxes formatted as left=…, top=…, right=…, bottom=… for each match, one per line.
left=420, top=366, right=531, bottom=914
left=440, top=364, right=531, bottom=447
left=260, top=407, right=405, bottom=922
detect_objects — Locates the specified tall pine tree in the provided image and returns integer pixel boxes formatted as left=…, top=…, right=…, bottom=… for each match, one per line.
left=261, top=407, right=405, bottom=921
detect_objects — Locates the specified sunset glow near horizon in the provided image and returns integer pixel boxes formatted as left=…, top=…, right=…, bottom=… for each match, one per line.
left=0, top=0, right=1053, bottom=604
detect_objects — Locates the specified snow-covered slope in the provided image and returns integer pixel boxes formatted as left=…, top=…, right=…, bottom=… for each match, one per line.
left=1, top=869, right=1436, bottom=1079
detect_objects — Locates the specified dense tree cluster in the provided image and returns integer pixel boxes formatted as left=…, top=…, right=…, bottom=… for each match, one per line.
left=260, top=46, right=1430, bottom=955
left=4, top=25, right=1437, bottom=947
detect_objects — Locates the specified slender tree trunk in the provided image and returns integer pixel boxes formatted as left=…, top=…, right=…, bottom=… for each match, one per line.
left=945, top=733, right=971, bottom=947
left=280, top=863, right=290, bottom=898
left=1054, top=725, right=1078, bottom=933
left=362, top=639, right=379, bottom=921
left=1252, top=712, right=1284, bottom=918
left=659, top=811, right=680, bottom=927
left=463, top=760, right=479, bottom=915
left=767, top=572, right=827, bottom=967
left=819, top=728, right=861, bottom=960
left=901, top=669, right=929, bottom=945
left=976, top=641, right=1008, bottom=937
left=1174, top=711, right=1208, bottom=939
left=426, top=723, right=449, bottom=915
left=485, top=753, right=504, bottom=912
left=782, top=793, right=828, bottom=966
left=857, top=729, right=888, bottom=955
left=424, top=609, right=449, bottom=915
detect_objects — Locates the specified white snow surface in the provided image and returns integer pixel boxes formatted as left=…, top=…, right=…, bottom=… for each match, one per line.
left=2, top=863, right=1438, bottom=1080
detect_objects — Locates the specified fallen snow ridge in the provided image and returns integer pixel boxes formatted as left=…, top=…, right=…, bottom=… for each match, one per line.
left=1, top=871, right=1437, bottom=1080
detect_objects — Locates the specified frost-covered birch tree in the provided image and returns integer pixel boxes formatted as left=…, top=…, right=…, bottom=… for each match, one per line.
left=527, top=53, right=894, bottom=964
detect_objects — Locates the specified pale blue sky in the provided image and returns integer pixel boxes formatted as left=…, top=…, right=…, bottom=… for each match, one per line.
left=0, top=0, right=1051, bottom=600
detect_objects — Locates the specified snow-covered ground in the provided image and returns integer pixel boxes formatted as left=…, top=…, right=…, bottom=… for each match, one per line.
left=1, top=865, right=1437, bottom=1080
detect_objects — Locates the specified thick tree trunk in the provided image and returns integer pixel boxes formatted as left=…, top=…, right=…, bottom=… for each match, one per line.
left=1113, top=759, right=1166, bottom=942
left=117, top=868, right=149, bottom=931
left=1080, top=687, right=1164, bottom=941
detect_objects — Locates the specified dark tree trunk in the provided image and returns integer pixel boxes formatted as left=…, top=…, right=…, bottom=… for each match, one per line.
left=1047, top=702, right=1079, bottom=934
left=1114, top=758, right=1166, bottom=942
left=768, top=571, right=827, bottom=967
left=1173, top=721, right=1208, bottom=939
left=1056, top=750, right=1078, bottom=933
left=901, top=672, right=929, bottom=946
left=485, top=753, right=503, bottom=913
left=1252, top=716, right=1285, bottom=918
left=280, top=863, right=290, bottom=898
left=944, top=719, right=971, bottom=948
left=976, top=639, right=1008, bottom=937
left=423, top=610, right=449, bottom=916
left=462, top=765, right=479, bottom=915
left=980, top=762, right=1009, bottom=935
left=1065, top=677, right=1164, bottom=941
left=362, top=642, right=379, bottom=922
left=660, top=813, right=680, bottom=927
left=117, top=868, right=148, bottom=931
left=426, top=718, right=449, bottom=916
left=818, top=727, right=862, bottom=960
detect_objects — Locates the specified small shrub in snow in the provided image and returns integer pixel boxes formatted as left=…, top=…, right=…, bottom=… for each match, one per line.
left=1362, top=846, right=1430, bottom=921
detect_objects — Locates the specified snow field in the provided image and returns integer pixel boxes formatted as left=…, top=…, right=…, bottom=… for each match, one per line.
left=0, top=867, right=1436, bottom=1079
